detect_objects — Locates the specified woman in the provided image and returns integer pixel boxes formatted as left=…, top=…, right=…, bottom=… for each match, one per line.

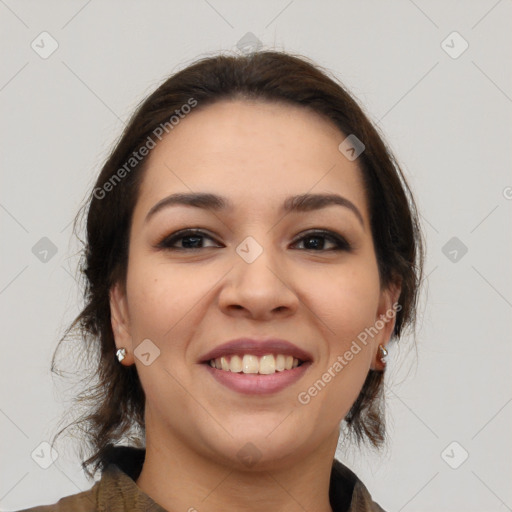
left=18, top=50, right=422, bottom=512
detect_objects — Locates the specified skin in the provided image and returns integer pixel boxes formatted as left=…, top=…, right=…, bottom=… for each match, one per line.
left=109, top=99, right=400, bottom=512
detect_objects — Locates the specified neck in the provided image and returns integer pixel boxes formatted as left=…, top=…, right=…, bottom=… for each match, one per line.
left=135, top=420, right=339, bottom=512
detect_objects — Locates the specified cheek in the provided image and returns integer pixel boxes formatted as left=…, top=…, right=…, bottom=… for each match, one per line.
left=300, top=265, right=380, bottom=419
left=311, top=261, right=381, bottom=339
left=125, top=254, right=226, bottom=360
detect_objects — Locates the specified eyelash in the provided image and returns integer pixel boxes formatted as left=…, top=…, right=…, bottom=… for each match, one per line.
left=156, top=228, right=352, bottom=252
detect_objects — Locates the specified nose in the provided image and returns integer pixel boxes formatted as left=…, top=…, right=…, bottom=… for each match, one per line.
left=217, top=240, right=299, bottom=321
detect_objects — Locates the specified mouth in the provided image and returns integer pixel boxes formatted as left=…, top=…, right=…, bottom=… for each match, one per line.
left=199, top=338, right=313, bottom=395
left=206, top=353, right=304, bottom=374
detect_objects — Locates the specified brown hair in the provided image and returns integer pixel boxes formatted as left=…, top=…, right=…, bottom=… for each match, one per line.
left=52, top=50, right=423, bottom=477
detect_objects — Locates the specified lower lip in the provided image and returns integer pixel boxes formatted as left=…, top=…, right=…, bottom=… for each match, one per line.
left=203, top=362, right=311, bottom=395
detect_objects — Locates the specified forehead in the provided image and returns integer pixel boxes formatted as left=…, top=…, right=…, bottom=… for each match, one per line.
left=135, top=99, right=368, bottom=221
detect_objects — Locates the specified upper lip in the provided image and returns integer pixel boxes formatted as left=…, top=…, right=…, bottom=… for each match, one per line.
left=199, top=338, right=314, bottom=363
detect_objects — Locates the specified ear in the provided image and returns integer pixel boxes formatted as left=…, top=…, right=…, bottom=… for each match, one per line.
left=370, top=280, right=402, bottom=371
left=109, top=281, right=135, bottom=366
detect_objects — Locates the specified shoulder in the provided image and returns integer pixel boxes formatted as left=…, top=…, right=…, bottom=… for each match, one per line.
left=11, top=461, right=164, bottom=512
left=12, top=481, right=101, bottom=512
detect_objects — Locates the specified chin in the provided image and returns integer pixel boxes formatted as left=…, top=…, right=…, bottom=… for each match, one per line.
left=202, top=422, right=315, bottom=472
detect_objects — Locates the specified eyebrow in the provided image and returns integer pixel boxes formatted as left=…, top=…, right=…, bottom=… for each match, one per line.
left=144, top=192, right=365, bottom=227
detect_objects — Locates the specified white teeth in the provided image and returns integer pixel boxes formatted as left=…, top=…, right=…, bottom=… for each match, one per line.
left=209, top=354, right=302, bottom=374
left=230, top=355, right=243, bottom=372
left=220, top=356, right=229, bottom=371
left=242, top=354, right=259, bottom=373
left=259, top=355, right=275, bottom=374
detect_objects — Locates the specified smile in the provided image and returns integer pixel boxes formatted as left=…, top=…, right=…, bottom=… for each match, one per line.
left=203, top=356, right=311, bottom=395
left=208, top=354, right=302, bottom=374
left=199, top=338, right=313, bottom=394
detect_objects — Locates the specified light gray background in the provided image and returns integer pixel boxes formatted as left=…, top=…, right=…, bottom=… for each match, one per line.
left=1, top=1, right=511, bottom=511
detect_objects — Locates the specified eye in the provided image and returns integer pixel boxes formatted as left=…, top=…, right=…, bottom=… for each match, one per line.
left=156, top=229, right=221, bottom=250
left=291, top=230, right=351, bottom=252
left=156, top=228, right=351, bottom=252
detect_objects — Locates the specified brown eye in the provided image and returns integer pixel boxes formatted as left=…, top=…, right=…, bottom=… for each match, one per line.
left=292, top=230, right=351, bottom=252
left=157, top=229, right=221, bottom=250
left=156, top=228, right=351, bottom=252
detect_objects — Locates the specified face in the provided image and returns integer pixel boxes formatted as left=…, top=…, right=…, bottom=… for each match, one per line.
left=110, top=99, right=399, bottom=471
